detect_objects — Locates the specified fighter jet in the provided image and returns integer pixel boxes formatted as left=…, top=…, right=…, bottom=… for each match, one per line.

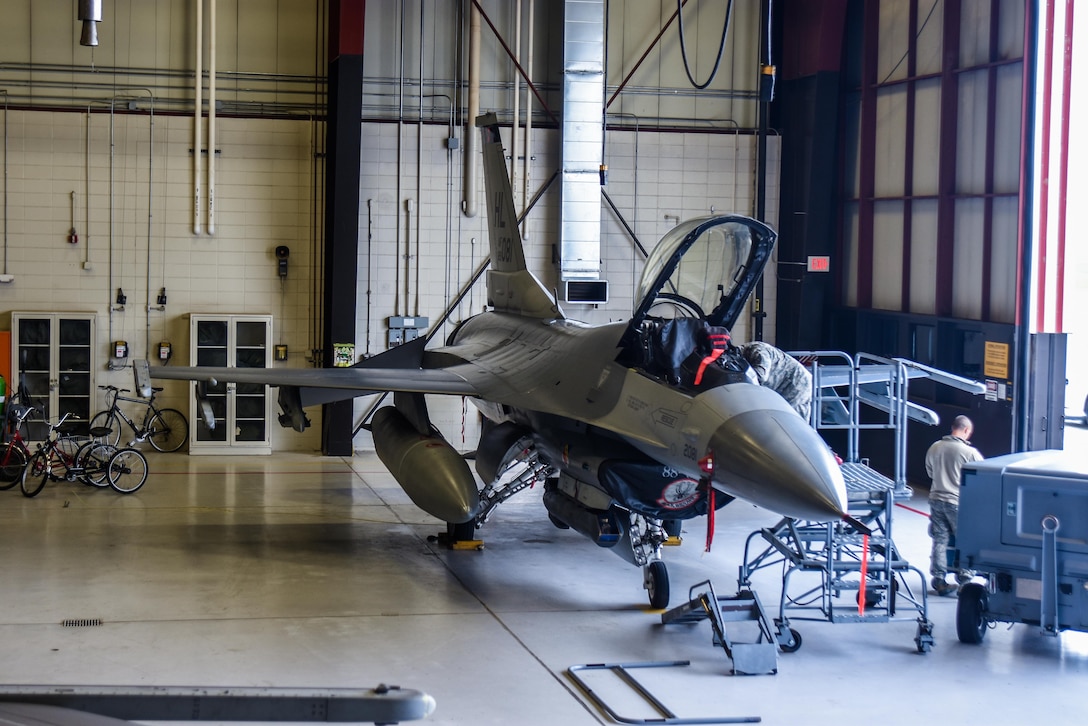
left=144, top=113, right=847, bottom=608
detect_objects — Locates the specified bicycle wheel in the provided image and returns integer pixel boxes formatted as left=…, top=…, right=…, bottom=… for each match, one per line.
left=75, top=441, right=114, bottom=487
left=57, top=435, right=82, bottom=464
left=108, top=448, right=148, bottom=494
left=21, top=450, right=50, bottom=498
left=0, top=442, right=28, bottom=488
left=89, top=411, right=121, bottom=446
left=146, top=408, right=188, bottom=452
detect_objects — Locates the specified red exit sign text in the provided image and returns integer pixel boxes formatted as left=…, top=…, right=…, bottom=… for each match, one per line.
left=807, top=255, right=831, bottom=273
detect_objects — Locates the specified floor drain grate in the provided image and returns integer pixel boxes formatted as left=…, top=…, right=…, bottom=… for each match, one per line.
left=62, top=618, right=102, bottom=627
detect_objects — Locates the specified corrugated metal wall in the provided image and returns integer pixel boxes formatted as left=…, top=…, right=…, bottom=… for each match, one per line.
left=839, top=0, right=1025, bottom=325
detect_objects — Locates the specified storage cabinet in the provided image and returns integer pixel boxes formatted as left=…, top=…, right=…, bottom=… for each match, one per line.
left=189, top=314, right=273, bottom=455
left=10, top=313, right=96, bottom=440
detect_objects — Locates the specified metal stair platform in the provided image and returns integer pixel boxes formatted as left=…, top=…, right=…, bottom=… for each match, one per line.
left=662, top=581, right=779, bottom=675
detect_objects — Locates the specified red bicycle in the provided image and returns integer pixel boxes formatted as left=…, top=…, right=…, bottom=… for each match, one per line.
left=0, top=403, right=38, bottom=489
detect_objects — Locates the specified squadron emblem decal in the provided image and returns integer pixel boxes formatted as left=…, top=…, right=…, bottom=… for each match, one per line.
left=656, top=477, right=702, bottom=510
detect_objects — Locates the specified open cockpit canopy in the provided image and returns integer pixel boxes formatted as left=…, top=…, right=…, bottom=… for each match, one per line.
left=627, top=215, right=777, bottom=334
left=618, top=215, right=777, bottom=390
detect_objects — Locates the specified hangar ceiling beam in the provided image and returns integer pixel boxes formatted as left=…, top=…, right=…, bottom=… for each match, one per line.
left=322, top=0, right=365, bottom=456
left=605, top=0, right=690, bottom=109
left=470, top=0, right=558, bottom=126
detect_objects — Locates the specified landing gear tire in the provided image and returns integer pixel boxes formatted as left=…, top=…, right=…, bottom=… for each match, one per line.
left=956, top=582, right=988, bottom=644
left=645, top=560, right=670, bottom=609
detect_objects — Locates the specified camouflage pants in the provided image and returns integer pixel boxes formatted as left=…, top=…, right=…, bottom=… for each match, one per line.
left=929, top=498, right=968, bottom=580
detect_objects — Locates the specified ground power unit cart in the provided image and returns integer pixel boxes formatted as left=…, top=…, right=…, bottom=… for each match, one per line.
left=955, top=450, right=1088, bottom=643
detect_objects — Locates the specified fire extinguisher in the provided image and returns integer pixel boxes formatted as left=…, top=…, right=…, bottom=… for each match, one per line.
left=0, top=374, right=6, bottom=420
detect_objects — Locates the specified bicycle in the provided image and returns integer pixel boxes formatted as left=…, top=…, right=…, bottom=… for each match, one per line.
left=21, top=414, right=148, bottom=497
left=0, top=403, right=38, bottom=488
left=91, top=385, right=189, bottom=453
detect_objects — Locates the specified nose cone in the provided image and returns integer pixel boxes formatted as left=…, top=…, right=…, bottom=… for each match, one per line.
left=709, top=409, right=847, bottom=522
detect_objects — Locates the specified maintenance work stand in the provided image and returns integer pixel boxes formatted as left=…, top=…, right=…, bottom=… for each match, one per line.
left=734, top=352, right=985, bottom=655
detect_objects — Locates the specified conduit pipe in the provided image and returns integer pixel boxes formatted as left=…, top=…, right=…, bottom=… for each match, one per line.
left=463, top=1, right=480, bottom=217
left=2, top=91, right=8, bottom=278
left=470, top=0, right=558, bottom=124
left=144, top=93, right=156, bottom=361
left=84, top=108, right=91, bottom=269
left=522, top=0, right=534, bottom=236
left=394, top=0, right=406, bottom=316
left=413, top=0, right=425, bottom=317
left=208, top=0, right=216, bottom=235
left=511, top=0, right=522, bottom=192
left=194, top=0, right=202, bottom=235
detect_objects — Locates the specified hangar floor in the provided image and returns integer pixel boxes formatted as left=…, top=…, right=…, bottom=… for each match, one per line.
left=2, top=427, right=1087, bottom=726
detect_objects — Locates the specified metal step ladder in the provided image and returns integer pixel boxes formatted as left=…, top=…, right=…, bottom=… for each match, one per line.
left=661, top=580, right=779, bottom=675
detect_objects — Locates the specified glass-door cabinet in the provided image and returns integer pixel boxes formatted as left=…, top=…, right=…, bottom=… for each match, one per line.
left=189, top=314, right=273, bottom=455
left=11, top=313, right=95, bottom=440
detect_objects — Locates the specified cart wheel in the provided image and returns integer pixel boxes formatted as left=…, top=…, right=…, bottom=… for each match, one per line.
left=956, top=583, right=988, bottom=644
left=856, top=587, right=882, bottom=608
left=778, top=627, right=802, bottom=653
left=646, top=561, right=669, bottom=609
left=915, top=619, right=935, bottom=653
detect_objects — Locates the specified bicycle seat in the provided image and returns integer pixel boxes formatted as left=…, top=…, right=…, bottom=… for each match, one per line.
left=88, top=426, right=113, bottom=438
left=57, top=421, right=88, bottom=437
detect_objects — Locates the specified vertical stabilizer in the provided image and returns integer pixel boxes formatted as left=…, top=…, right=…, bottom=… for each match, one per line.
left=476, top=113, right=563, bottom=319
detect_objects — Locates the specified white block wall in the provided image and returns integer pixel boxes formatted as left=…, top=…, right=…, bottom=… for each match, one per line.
left=1, top=110, right=778, bottom=454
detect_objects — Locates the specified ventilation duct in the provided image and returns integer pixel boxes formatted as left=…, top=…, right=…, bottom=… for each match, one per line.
left=78, top=0, right=103, bottom=47
left=559, top=0, right=606, bottom=297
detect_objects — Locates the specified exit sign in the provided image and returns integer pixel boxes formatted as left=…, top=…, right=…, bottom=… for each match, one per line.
left=807, top=255, right=831, bottom=272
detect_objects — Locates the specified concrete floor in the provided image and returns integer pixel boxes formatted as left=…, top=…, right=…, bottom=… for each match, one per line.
left=2, top=427, right=1088, bottom=725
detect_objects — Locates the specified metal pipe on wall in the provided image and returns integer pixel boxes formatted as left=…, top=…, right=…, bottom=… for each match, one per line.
left=413, top=0, right=425, bottom=317
left=522, top=0, right=533, bottom=236
left=463, top=0, right=480, bottom=218
left=208, top=0, right=217, bottom=235
left=84, top=107, right=91, bottom=271
left=511, top=0, right=522, bottom=192
left=395, top=0, right=405, bottom=316
left=194, top=0, right=202, bottom=235
left=143, top=92, right=156, bottom=361
left=108, top=98, right=116, bottom=345
left=2, top=91, right=8, bottom=278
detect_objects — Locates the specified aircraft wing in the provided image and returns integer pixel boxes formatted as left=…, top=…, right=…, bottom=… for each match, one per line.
left=148, top=363, right=481, bottom=397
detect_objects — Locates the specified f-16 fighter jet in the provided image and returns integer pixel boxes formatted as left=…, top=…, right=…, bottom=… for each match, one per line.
left=144, top=114, right=847, bottom=609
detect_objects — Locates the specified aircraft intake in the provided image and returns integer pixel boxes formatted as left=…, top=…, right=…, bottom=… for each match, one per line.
left=371, top=406, right=482, bottom=524
left=708, top=405, right=848, bottom=522
left=543, top=487, right=626, bottom=547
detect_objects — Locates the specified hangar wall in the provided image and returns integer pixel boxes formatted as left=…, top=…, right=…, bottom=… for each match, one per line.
left=0, top=110, right=325, bottom=452
left=839, top=0, right=1025, bottom=323
left=0, top=1, right=778, bottom=452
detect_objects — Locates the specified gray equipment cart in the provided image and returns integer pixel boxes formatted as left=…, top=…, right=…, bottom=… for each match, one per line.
left=955, top=450, right=1088, bottom=643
